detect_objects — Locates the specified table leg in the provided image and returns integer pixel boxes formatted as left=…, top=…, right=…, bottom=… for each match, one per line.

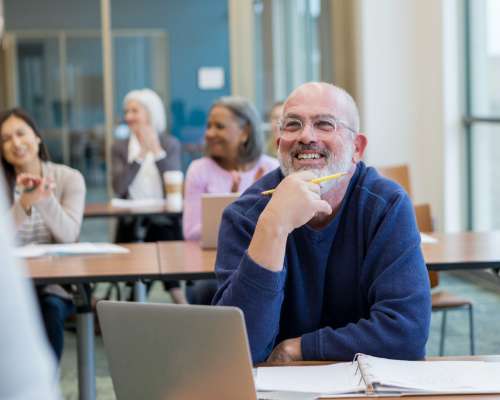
left=74, top=284, right=96, bottom=400
left=77, top=312, right=96, bottom=400
left=134, top=280, right=147, bottom=302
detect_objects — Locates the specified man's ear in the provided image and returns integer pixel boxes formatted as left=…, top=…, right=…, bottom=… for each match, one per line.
left=352, top=133, right=367, bottom=162
left=276, top=136, right=281, bottom=150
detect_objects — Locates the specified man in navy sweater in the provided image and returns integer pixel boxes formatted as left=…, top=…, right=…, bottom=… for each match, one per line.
left=212, top=82, right=431, bottom=364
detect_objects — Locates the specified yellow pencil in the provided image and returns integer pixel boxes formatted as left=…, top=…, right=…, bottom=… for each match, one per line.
left=261, top=172, right=347, bottom=195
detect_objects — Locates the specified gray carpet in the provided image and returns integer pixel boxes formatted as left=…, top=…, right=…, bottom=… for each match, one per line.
left=57, top=271, right=500, bottom=399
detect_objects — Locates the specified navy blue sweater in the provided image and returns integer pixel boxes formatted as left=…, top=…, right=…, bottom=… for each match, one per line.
left=213, top=162, right=431, bottom=364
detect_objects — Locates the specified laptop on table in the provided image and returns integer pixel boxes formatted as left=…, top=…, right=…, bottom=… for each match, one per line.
left=200, top=193, right=239, bottom=249
left=97, top=301, right=256, bottom=400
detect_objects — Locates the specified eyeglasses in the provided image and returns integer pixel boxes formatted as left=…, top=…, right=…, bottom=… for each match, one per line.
left=279, top=116, right=357, bottom=138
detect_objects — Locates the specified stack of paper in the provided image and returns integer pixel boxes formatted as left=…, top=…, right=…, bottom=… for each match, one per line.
left=14, top=243, right=130, bottom=258
left=255, top=355, right=500, bottom=397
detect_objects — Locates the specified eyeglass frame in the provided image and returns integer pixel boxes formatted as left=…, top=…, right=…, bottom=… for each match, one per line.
left=278, top=114, right=357, bottom=138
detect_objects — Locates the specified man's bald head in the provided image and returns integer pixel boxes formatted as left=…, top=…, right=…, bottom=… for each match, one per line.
left=283, top=82, right=360, bottom=134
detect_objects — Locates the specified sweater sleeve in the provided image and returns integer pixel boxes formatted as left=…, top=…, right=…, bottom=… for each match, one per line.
left=34, top=168, right=86, bottom=243
left=182, top=161, right=205, bottom=240
left=111, top=141, right=141, bottom=198
left=11, top=200, right=30, bottom=228
left=156, top=135, right=181, bottom=173
left=301, top=191, right=431, bottom=361
left=212, top=203, right=287, bottom=363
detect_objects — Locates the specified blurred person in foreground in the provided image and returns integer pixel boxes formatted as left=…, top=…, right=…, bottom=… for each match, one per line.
left=0, top=170, right=60, bottom=399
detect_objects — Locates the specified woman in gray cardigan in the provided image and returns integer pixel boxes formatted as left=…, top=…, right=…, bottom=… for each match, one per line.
left=0, top=108, right=86, bottom=362
left=112, top=88, right=186, bottom=304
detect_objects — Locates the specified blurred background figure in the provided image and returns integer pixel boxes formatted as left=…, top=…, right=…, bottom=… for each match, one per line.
left=0, top=170, right=60, bottom=400
left=0, top=108, right=86, bottom=362
left=111, top=88, right=186, bottom=304
left=265, top=101, right=284, bottom=156
left=183, top=96, right=279, bottom=304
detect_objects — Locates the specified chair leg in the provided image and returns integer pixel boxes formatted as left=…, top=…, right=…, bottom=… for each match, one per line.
left=439, top=310, right=447, bottom=356
left=468, top=304, right=475, bottom=355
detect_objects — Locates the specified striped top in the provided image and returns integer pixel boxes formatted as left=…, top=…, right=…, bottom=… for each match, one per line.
left=15, top=188, right=53, bottom=245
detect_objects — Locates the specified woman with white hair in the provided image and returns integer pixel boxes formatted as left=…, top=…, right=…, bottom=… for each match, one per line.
left=111, top=88, right=186, bottom=303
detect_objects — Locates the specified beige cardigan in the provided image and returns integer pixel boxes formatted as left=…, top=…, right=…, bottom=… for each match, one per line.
left=11, top=161, right=86, bottom=243
left=11, top=162, right=85, bottom=299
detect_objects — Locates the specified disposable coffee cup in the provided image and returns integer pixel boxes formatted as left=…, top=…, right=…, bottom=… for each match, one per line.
left=163, top=170, right=184, bottom=212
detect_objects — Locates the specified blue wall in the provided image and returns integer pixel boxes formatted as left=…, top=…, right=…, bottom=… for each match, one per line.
left=5, top=0, right=231, bottom=142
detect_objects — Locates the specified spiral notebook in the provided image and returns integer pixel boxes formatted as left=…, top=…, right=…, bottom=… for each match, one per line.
left=256, top=354, right=500, bottom=397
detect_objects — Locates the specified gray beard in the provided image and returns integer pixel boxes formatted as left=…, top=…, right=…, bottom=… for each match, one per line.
left=278, top=145, right=354, bottom=196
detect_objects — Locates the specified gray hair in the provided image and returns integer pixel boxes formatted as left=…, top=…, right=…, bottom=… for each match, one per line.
left=211, top=96, right=264, bottom=164
left=124, top=88, right=166, bottom=133
left=333, top=85, right=360, bottom=134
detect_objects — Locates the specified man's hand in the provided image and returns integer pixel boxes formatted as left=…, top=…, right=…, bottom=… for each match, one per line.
left=267, top=337, right=303, bottom=363
left=247, top=170, right=332, bottom=271
left=263, top=170, right=333, bottom=234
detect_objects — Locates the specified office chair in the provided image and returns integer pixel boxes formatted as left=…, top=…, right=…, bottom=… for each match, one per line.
left=415, top=203, right=475, bottom=355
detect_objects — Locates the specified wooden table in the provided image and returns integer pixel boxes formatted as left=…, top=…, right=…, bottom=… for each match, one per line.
left=27, top=243, right=161, bottom=284
left=25, top=243, right=161, bottom=400
left=157, top=232, right=500, bottom=279
left=424, top=231, right=500, bottom=271
left=84, top=202, right=181, bottom=219
left=157, top=240, right=216, bottom=279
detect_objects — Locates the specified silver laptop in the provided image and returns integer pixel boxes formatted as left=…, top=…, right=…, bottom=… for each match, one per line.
left=97, top=301, right=256, bottom=400
left=201, top=193, right=239, bottom=249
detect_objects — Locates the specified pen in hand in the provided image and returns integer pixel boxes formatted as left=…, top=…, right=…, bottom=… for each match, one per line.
left=261, top=172, right=347, bottom=195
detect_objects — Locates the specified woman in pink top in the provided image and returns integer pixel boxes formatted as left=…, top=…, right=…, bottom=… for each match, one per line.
left=183, top=96, right=279, bottom=241
left=183, top=96, right=278, bottom=304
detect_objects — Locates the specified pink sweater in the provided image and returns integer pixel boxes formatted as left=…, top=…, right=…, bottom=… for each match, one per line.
left=182, top=155, right=279, bottom=240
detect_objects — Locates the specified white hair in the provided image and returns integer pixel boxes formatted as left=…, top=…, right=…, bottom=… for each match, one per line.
left=124, top=89, right=166, bottom=133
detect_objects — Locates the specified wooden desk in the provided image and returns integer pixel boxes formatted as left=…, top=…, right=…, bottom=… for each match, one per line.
left=423, top=231, right=500, bottom=271
left=27, top=243, right=161, bottom=284
left=157, top=241, right=216, bottom=279
left=157, top=232, right=500, bottom=280
left=84, top=202, right=181, bottom=219
left=25, top=243, right=161, bottom=400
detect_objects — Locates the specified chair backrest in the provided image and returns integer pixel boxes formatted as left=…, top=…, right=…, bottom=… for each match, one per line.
left=377, top=164, right=413, bottom=199
left=414, top=203, right=438, bottom=288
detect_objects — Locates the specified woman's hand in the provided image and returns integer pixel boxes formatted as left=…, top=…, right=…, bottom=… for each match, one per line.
left=230, top=171, right=241, bottom=193
left=253, top=166, right=265, bottom=182
left=135, top=124, right=163, bottom=158
left=17, top=173, right=55, bottom=213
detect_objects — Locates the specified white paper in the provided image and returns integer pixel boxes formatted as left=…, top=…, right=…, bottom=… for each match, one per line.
left=256, top=356, right=500, bottom=397
left=358, top=354, right=500, bottom=393
left=256, top=362, right=363, bottom=395
left=420, top=232, right=438, bottom=244
left=14, top=243, right=130, bottom=258
left=110, top=198, right=165, bottom=209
